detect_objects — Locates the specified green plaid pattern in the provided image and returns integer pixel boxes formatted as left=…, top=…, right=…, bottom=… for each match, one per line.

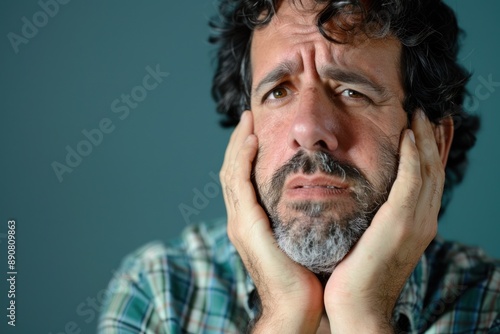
left=98, top=219, right=500, bottom=333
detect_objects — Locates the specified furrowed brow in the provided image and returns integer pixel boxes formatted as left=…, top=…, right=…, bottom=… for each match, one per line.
left=253, top=61, right=298, bottom=97
left=321, top=67, right=390, bottom=99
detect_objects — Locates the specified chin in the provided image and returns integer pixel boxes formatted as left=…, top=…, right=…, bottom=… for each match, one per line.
left=271, top=211, right=370, bottom=275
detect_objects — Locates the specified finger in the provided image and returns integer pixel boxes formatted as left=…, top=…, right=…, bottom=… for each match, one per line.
left=226, top=134, right=259, bottom=214
left=223, top=110, right=254, bottom=165
left=412, top=110, right=445, bottom=220
left=221, top=111, right=254, bottom=209
left=221, top=128, right=264, bottom=234
left=384, top=128, right=421, bottom=221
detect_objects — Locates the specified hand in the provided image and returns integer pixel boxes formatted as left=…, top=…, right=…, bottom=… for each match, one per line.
left=220, top=111, right=324, bottom=333
left=324, top=110, right=445, bottom=333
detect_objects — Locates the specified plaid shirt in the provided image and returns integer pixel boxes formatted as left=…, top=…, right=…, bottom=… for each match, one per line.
left=98, top=219, right=500, bottom=333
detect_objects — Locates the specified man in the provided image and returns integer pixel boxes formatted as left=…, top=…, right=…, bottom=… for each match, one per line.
left=99, top=0, right=500, bottom=333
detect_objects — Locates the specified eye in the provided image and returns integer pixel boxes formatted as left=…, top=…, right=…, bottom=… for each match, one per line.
left=266, top=87, right=289, bottom=100
left=341, top=89, right=366, bottom=99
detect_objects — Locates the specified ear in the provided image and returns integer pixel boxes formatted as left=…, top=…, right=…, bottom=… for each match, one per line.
left=433, top=115, right=454, bottom=167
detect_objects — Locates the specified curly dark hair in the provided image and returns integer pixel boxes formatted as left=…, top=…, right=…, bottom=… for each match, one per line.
left=209, top=0, right=480, bottom=214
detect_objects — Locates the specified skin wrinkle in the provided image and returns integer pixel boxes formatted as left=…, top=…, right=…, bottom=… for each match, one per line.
left=251, top=44, right=405, bottom=141
left=249, top=1, right=410, bottom=277
left=212, top=0, right=477, bottom=219
left=251, top=11, right=403, bottom=104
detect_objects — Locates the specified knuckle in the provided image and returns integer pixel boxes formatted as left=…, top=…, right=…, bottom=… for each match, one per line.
left=423, top=163, right=436, bottom=176
left=423, top=163, right=445, bottom=181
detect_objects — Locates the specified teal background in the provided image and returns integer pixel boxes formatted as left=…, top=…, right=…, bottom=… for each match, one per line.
left=0, top=1, right=498, bottom=333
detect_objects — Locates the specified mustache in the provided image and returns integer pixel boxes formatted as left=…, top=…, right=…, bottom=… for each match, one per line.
left=271, top=150, right=367, bottom=190
left=256, top=150, right=372, bottom=210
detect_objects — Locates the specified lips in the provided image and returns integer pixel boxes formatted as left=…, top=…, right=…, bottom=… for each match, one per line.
left=286, top=175, right=349, bottom=191
left=298, top=185, right=342, bottom=189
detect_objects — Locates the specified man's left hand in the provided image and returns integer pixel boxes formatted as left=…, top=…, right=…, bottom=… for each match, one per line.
left=324, top=110, right=444, bottom=333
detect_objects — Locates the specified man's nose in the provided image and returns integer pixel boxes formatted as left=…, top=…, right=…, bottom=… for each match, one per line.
left=287, top=87, right=339, bottom=153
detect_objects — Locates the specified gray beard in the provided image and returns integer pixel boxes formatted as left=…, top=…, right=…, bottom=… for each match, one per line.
left=270, top=204, right=371, bottom=274
left=255, top=148, right=397, bottom=275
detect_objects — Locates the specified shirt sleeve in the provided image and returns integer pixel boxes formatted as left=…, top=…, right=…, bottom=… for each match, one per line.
left=97, top=242, right=170, bottom=334
left=97, top=221, right=252, bottom=333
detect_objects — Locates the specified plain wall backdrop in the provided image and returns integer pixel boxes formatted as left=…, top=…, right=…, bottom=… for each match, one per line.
left=1, top=0, right=499, bottom=332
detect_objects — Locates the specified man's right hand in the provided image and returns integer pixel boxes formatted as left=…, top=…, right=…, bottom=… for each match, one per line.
left=220, top=110, right=324, bottom=333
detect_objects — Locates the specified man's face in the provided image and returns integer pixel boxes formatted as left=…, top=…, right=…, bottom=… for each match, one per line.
left=250, top=1, right=407, bottom=274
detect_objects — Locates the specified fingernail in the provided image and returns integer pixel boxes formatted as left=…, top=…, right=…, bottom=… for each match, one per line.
left=408, top=129, right=415, bottom=143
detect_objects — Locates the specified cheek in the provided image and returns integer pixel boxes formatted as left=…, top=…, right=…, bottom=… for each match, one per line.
left=345, top=142, right=378, bottom=174
left=254, top=117, right=291, bottom=184
left=344, top=123, right=400, bottom=178
left=349, top=132, right=400, bottom=190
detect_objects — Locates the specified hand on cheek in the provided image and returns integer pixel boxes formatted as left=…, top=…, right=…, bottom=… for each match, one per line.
left=220, top=111, right=324, bottom=333
left=324, top=110, right=444, bottom=333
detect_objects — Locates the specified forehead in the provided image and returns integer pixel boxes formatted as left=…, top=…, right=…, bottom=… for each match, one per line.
left=250, top=0, right=403, bottom=96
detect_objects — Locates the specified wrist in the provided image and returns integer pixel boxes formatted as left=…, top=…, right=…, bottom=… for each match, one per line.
left=251, top=294, right=323, bottom=333
left=252, top=309, right=323, bottom=334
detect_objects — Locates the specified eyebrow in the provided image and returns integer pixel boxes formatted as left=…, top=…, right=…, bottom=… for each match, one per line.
left=320, top=66, right=390, bottom=99
left=253, top=61, right=391, bottom=100
left=253, top=61, right=298, bottom=97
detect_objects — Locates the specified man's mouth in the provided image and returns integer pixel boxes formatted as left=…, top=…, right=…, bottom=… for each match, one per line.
left=287, top=175, right=349, bottom=190
left=284, top=174, right=350, bottom=200
left=297, top=185, right=343, bottom=189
